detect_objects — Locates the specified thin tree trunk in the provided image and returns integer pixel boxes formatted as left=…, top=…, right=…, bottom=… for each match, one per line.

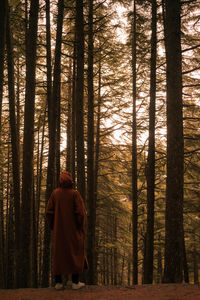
left=131, top=0, right=138, bottom=285
left=120, top=250, right=125, bottom=285
left=5, top=144, right=14, bottom=288
left=0, top=166, right=5, bottom=288
left=20, top=0, right=39, bottom=287
left=42, top=0, right=52, bottom=286
left=183, top=235, right=189, bottom=283
left=16, top=57, right=20, bottom=143
left=163, top=0, right=184, bottom=283
left=71, top=40, right=76, bottom=182
left=87, top=0, right=96, bottom=285
left=56, top=84, right=61, bottom=180
left=54, top=0, right=64, bottom=180
left=93, top=56, right=102, bottom=284
left=0, top=1, right=7, bottom=286
left=156, top=235, right=162, bottom=283
left=128, top=259, right=131, bottom=286
left=66, top=58, right=72, bottom=172
left=143, top=0, right=157, bottom=284
left=0, top=0, right=7, bottom=129
left=36, top=109, right=46, bottom=285
left=30, top=182, right=37, bottom=287
left=75, top=0, right=85, bottom=199
left=6, top=4, right=21, bottom=288
left=114, top=216, right=118, bottom=285
left=193, top=232, right=198, bottom=284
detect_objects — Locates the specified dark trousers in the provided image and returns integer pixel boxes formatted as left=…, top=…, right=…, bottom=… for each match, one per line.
left=55, top=274, right=79, bottom=284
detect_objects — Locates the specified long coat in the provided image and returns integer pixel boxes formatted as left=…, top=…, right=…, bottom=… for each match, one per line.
left=46, top=187, right=88, bottom=275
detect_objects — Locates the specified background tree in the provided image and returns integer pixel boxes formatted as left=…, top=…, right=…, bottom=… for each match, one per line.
left=75, top=0, right=85, bottom=200
left=131, top=0, right=138, bottom=285
left=143, top=0, right=157, bottom=284
left=42, top=0, right=64, bottom=286
left=87, top=0, right=96, bottom=285
left=6, top=3, right=20, bottom=288
left=20, top=0, right=39, bottom=288
left=163, top=0, right=184, bottom=283
left=0, top=0, right=7, bottom=288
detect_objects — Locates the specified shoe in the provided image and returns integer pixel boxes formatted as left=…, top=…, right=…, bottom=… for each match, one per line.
left=55, top=283, right=63, bottom=290
left=72, top=281, right=85, bottom=290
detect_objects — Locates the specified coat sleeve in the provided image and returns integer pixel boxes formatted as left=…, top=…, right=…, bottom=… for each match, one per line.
left=73, top=191, right=86, bottom=232
left=46, top=191, right=55, bottom=230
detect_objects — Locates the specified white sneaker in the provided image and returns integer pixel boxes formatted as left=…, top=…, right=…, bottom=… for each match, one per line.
left=55, top=283, right=63, bottom=290
left=72, top=281, right=85, bottom=290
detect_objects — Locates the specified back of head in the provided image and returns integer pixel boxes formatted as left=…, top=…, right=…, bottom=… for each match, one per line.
left=59, top=171, right=73, bottom=188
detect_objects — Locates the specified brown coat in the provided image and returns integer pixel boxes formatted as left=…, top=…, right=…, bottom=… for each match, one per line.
left=46, top=186, right=88, bottom=275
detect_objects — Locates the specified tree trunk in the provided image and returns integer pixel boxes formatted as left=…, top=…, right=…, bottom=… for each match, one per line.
left=87, top=0, right=96, bottom=285
left=193, top=233, right=198, bottom=284
left=66, top=58, right=72, bottom=172
left=163, top=0, right=184, bottom=283
left=6, top=4, right=21, bottom=288
left=131, top=0, right=138, bottom=285
left=113, top=216, right=118, bottom=285
left=93, top=55, right=102, bottom=284
left=5, top=144, right=14, bottom=288
left=156, top=235, right=162, bottom=283
left=20, top=0, right=39, bottom=288
left=143, top=0, right=157, bottom=284
left=183, top=235, right=189, bottom=283
left=54, top=0, right=64, bottom=181
left=71, top=40, right=76, bottom=182
left=0, top=167, right=5, bottom=288
left=42, top=0, right=64, bottom=286
left=75, top=0, right=85, bottom=200
left=0, top=2, right=7, bottom=285
left=41, top=0, right=52, bottom=286
left=16, top=57, right=20, bottom=143
left=0, top=0, right=7, bottom=129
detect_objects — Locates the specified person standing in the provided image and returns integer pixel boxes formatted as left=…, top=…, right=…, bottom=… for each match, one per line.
left=46, top=171, right=88, bottom=290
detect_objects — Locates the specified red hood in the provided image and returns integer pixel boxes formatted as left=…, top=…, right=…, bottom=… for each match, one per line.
left=59, top=171, right=73, bottom=188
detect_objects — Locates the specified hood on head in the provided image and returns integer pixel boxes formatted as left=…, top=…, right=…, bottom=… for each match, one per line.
left=59, top=171, right=73, bottom=188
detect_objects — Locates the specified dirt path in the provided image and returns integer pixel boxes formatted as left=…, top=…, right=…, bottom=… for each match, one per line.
left=0, top=284, right=200, bottom=300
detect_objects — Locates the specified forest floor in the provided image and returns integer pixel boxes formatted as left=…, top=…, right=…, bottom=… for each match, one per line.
left=0, top=283, right=200, bottom=300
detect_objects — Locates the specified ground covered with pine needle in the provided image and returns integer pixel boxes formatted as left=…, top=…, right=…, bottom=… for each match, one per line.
left=0, top=283, right=200, bottom=300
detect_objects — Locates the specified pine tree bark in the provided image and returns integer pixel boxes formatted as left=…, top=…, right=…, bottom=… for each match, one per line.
left=5, top=145, right=14, bottom=288
left=163, top=0, right=184, bottom=283
left=193, top=232, right=198, bottom=284
left=20, top=0, right=39, bottom=287
left=54, top=0, right=64, bottom=181
left=0, top=0, right=7, bottom=130
left=113, top=216, right=118, bottom=285
left=6, top=4, right=21, bottom=288
left=0, top=167, right=5, bottom=288
left=41, top=0, right=52, bottom=287
left=75, top=0, right=85, bottom=200
left=87, top=0, right=96, bottom=284
left=66, top=58, right=72, bottom=172
left=131, top=0, right=138, bottom=285
left=42, top=0, right=64, bottom=287
left=71, top=43, right=76, bottom=182
left=183, top=234, right=189, bottom=283
left=93, top=57, right=102, bottom=283
left=143, top=0, right=157, bottom=284
left=0, top=0, right=7, bottom=289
